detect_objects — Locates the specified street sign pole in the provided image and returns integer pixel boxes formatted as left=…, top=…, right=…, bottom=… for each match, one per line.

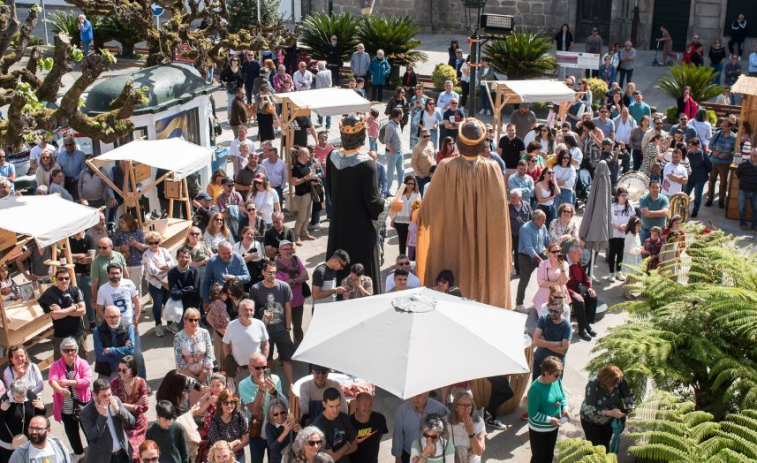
left=152, top=2, right=164, bottom=55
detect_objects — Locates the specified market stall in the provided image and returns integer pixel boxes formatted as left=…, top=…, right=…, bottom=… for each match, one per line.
left=0, top=195, right=99, bottom=364
left=272, top=88, right=371, bottom=209
left=488, top=80, right=576, bottom=143
left=86, top=138, right=213, bottom=250
left=726, top=75, right=757, bottom=221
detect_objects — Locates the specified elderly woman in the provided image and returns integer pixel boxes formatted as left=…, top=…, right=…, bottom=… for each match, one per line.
left=0, top=379, right=45, bottom=462
left=410, top=413, right=454, bottom=463
left=174, top=308, right=214, bottom=391
left=533, top=242, right=570, bottom=315
left=139, top=440, right=160, bottom=463
left=182, top=227, right=212, bottom=278
left=204, top=212, right=235, bottom=252
left=34, top=148, right=59, bottom=189
left=446, top=391, right=485, bottom=463
left=111, top=356, right=149, bottom=463
left=528, top=356, right=569, bottom=463
left=142, top=231, right=175, bottom=337
left=207, top=440, right=235, bottom=463
left=48, top=337, right=91, bottom=459
left=292, top=426, right=327, bottom=463
left=549, top=203, right=579, bottom=244
left=581, top=365, right=635, bottom=451
left=114, top=213, right=146, bottom=294
left=208, top=389, right=249, bottom=463
left=265, top=397, right=299, bottom=463
left=3, top=346, right=43, bottom=396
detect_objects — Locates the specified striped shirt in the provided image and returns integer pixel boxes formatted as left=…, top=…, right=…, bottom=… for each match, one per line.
left=527, top=379, right=567, bottom=432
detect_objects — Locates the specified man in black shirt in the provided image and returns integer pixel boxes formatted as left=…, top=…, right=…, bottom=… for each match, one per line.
left=350, top=393, right=388, bottom=463
left=69, top=229, right=95, bottom=329
left=497, top=123, right=526, bottom=180
left=292, top=115, right=317, bottom=148
left=326, top=35, right=343, bottom=86
left=264, top=213, right=296, bottom=258
left=312, top=387, right=357, bottom=463
left=38, top=267, right=87, bottom=360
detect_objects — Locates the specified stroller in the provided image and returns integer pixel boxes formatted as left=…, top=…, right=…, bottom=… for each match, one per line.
left=575, top=159, right=594, bottom=214
left=652, top=39, right=667, bottom=66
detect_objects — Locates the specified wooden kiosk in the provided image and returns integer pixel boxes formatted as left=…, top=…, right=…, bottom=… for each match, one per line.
left=726, top=75, right=757, bottom=221
left=272, top=88, right=371, bottom=209
left=489, top=80, right=576, bottom=143
left=0, top=195, right=99, bottom=364
left=87, top=138, right=213, bottom=251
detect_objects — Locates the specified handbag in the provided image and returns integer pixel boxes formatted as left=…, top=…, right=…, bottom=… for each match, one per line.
left=162, top=297, right=184, bottom=324
left=176, top=410, right=201, bottom=460
left=302, top=282, right=312, bottom=299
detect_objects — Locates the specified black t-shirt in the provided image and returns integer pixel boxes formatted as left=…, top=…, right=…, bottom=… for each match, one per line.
left=350, top=412, right=389, bottom=463
left=69, top=234, right=94, bottom=275
left=312, top=412, right=357, bottom=463
left=312, top=263, right=336, bottom=289
left=38, top=285, right=85, bottom=337
left=498, top=135, right=526, bottom=168
left=292, top=116, right=312, bottom=148
left=263, top=226, right=296, bottom=249
left=291, top=162, right=312, bottom=196
left=249, top=280, right=292, bottom=334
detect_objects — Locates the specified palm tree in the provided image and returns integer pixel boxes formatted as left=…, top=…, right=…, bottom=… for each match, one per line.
left=299, top=12, right=362, bottom=64
left=483, top=32, right=557, bottom=80
left=656, top=64, right=724, bottom=102
left=587, top=226, right=757, bottom=419
left=357, top=16, right=427, bottom=69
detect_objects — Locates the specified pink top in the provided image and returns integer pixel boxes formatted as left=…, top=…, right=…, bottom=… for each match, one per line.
left=276, top=255, right=308, bottom=307
left=532, top=258, right=571, bottom=311
left=366, top=116, right=380, bottom=138
left=314, top=144, right=334, bottom=176
left=48, top=356, right=92, bottom=422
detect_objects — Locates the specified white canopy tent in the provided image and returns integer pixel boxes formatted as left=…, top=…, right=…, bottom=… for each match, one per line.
left=490, top=80, right=576, bottom=143
left=87, top=138, right=213, bottom=226
left=272, top=88, right=370, bottom=208
left=0, top=194, right=99, bottom=247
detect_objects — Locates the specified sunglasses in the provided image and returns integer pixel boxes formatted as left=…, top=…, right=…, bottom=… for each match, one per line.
left=548, top=309, right=562, bottom=314
left=58, top=276, right=70, bottom=281
left=222, top=400, right=237, bottom=406
left=147, top=241, right=159, bottom=245
left=307, top=441, right=322, bottom=447
left=247, top=208, right=256, bottom=212
left=117, top=368, right=130, bottom=374
left=186, top=318, right=200, bottom=323
left=313, top=370, right=329, bottom=375
left=249, top=365, right=266, bottom=370
left=143, top=458, right=159, bottom=463
left=549, top=250, right=561, bottom=254
left=265, top=271, right=276, bottom=276
left=423, top=433, right=440, bottom=440
left=189, top=232, right=201, bottom=236
left=272, top=411, right=286, bottom=417
left=62, top=349, right=77, bottom=354
left=98, top=246, right=109, bottom=250
left=422, top=135, right=430, bottom=139
left=397, top=262, right=410, bottom=266
left=214, top=218, right=224, bottom=222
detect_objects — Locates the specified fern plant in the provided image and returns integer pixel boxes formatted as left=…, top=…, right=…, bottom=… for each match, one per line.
left=656, top=64, right=724, bottom=103
left=557, top=438, right=618, bottom=463
left=587, top=226, right=757, bottom=419
left=483, top=32, right=557, bottom=80
left=299, top=12, right=362, bottom=64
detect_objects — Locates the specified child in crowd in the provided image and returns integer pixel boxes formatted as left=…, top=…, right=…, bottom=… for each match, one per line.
left=205, top=282, right=230, bottom=365
left=355, top=77, right=367, bottom=99
left=643, top=225, right=663, bottom=271
left=367, top=108, right=380, bottom=152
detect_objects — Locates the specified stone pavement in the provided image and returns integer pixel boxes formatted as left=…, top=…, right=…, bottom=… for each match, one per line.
left=16, top=27, right=755, bottom=463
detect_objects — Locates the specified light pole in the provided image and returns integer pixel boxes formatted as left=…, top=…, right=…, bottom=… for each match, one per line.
left=461, top=0, right=487, bottom=118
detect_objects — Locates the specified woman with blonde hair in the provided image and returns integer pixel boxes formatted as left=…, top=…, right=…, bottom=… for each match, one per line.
left=142, top=231, right=175, bottom=337
left=207, top=439, right=235, bottom=463
left=533, top=241, right=570, bottom=317
left=204, top=212, right=235, bottom=252
left=446, top=391, right=485, bottom=463
left=182, top=227, right=212, bottom=280
left=35, top=148, right=60, bottom=189
left=580, top=365, right=634, bottom=451
left=173, top=308, right=214, bottom=390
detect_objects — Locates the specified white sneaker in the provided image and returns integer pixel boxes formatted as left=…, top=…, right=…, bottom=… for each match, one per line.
left=478, top=108, right=486, bottom=115
left=486, top=110, right=493, bottom=115
left=514, top=304, right=527, bottom=313
left=309, top=223, right=323, bottom=230
left=616, top=272, right=626, bottom=281
left=155, top=325, right=165, bottom=337
left=608, top=272, right=616, bottom=282
left=166, top=322, right=179, bottom=334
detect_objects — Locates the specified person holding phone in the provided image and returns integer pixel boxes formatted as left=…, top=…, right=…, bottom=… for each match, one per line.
left=580, top=365, right=634, bottom=451
left=527, top=356, right=569, bottom=463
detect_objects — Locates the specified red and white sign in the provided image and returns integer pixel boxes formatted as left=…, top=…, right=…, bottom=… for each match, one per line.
left=556, top=51, right=601, bottom=70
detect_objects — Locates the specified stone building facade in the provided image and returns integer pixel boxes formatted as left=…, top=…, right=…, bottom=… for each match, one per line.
left=301, top=0, right=756, bottom=54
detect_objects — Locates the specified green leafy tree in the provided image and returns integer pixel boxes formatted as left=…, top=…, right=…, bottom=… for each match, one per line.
left=299, top=11, right=362, bottom=64
left=228, top=0, right=282, bottom=34
left=587, top=227, right=757, bottom=419
left=656, top=64, right=724, bottom=102
left=483, top=32, right=557, bottom=80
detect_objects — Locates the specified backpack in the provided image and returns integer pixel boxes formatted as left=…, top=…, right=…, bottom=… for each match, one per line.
left=378, top=122, right=389, bottom=144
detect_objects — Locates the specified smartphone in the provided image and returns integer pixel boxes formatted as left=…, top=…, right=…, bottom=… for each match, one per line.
left=559, top=416, right=569, bottom=425
left=263, top=368, right=271, bottom=380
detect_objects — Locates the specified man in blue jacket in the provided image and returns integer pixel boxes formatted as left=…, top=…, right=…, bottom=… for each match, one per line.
left=78, top=14, right=93, bottom=55
left=368, top=49, right=391, bottom=102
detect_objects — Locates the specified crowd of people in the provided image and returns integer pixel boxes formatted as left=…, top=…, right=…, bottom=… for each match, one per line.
left=1, top=12, right=757, bottom=463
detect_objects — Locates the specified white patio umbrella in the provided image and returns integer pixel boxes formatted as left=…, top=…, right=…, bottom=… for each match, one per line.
left=292, top=287, right=530, bottom=399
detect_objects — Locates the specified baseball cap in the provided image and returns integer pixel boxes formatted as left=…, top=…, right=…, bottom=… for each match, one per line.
left=222, top=177, right=235, bottom=185
left=196, top=192, right=212, bottom=201
left=601, top=139, right=613, bottom=147
left=253, top=173, right=266, bottom=183
left=279, top=239, right=293, bottom=247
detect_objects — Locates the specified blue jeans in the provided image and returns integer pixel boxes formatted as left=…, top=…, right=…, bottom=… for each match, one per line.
left=538, top=204, right=555, bottom=229
left=479, top=85, right=492, bottom=111
left=249, top=436, right=268, bottom=463
left=683, top=180, right=706, bottom=213
left=385, top=151, right=404, bottom=193
left=148, top=284, right=169, bottom=326
left=710, top=63, right=723, bottom=84
left=416, top=176, right=431, bottom=195
left=555, top=189, right=575, bottom=209
left=82, top=41, right=91, bottom=55
left=640, top=228, right=651, bottom=245
left=369, top=137, right=378, bottom=153
left=738, top=189, right=757, bottom=228
left=77, top=276, right=94, bottom=324
left=618, top=68, right=633, bottom=89
left=317, top=114, right=331, bottom=129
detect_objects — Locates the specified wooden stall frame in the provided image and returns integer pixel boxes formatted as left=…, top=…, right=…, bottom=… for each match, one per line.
left=490, top=81, right=573, bottom=144
left=726, top=75, right=757, bottom=220
left=277, top=96, right=312, bottom=212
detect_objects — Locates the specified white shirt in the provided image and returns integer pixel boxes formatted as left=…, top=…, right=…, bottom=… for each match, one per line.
left=26, top=441, right=58, bottom=463
left=449, top=420, right=485, bottom=463
left=385, top=271, right=421, bottom=292
left=229, top=138, right=252, bottom=164
left=252, top=189, right=280, bottom=225
left=661, top=162, right=687, bottom=196
left=222, top=318, right=269, bottom=365
left=96, top=280, right=138, bottom=324
left=293, top=70, right=313, bottom=91
left=30, top=144, right=50, bottom=164
left=569, top=146, right=583, bottom=166
left=613, top=115, right=637, bottom=144
left=611, top=203, right=634, bottom=239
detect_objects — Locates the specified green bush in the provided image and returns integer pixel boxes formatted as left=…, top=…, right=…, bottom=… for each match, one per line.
left=299, top=12, right=362, bottom=64
left=483, top=32, right=557, bottom=80
left=706, top=108, right=717, bottom=125
left=656, top=63, right=724, bottom=102
left=665, top=105, right=678, bottom=124
left=431, top=64, right=457, bottom=91
left=586, top=78, right=607, bottom=109
left=45, top=11, right=80, bottom=46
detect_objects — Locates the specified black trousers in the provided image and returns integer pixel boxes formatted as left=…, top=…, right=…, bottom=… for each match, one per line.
left=572, top=292, right=598, bottom=332
left=516, top=253, right=539, bottom=305
left=486, top=376, right=514, bottom=417
left=631, top=149, right=643, bottom=171
left=371, top=84, right=386, bottom=102
left=62, top=412, right=85, bottom=455
left=529, top=428, right=559, bottom=463
left=395, top=222, right=410, bottom=256
left=608, top=237, right=624, bottom=273
left=729, top=37, right=745, bottom=57
left=512, top=235, right=520, bottom=274
left=460, top=81, right=470, bottom=107
left=581, top=418, right=614, bottom=450
left=292, top=304, right=304, bottom=347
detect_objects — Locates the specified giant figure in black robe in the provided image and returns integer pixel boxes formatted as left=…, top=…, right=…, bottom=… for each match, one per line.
left=326, top=114, right=385, bottom=294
